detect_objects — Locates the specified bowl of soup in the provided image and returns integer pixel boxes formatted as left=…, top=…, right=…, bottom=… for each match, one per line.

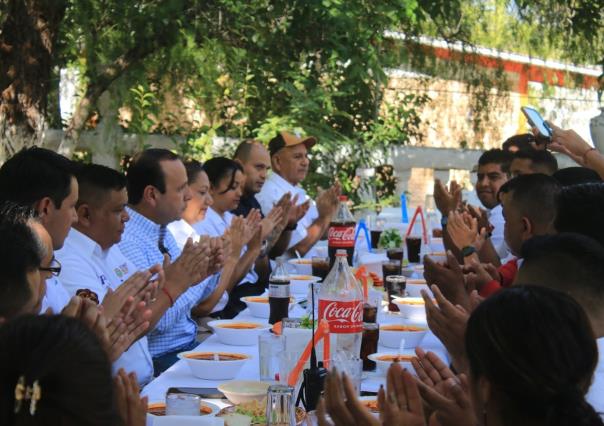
left=392, top=297, right=433, bottom=322
left=288, top=275, right=321, bottom=295
left=288, top=258, right=312, bottom=275
left=178, top=351, right=249, bottom=380
left=243, top=296, right=294, bottom=319
left=405, top=279, right=431, bottom=297
left=147, top=400, right=220, bottom=417
left=367, top=352, right=415, bottom=375
left=208, top=320, right=271, bottom=346
left=379, top=323, right=428, bottom=349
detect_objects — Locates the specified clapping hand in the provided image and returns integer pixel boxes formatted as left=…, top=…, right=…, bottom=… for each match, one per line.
left=377, top=363, right=426, bottom=426
left=101, top=270, right=154, bottom=322
left=261, top=205, right=284, bottom=241
left=243, top=209, right=262, bottom=246
left=317, top=368, right=379, bottom=426
left=207, top=237, right=225, bottom=276
left=463, top=260, right=498, bottom=293
left=423, top=251, right=469, bottom=309
left=434, top=179, right=462, bottom=216
left=316, top=185, right=340, bottom=219
left=422, top=285, right=469, bottom=373
left=447, top=211, right=488, bottom=253
left=411, top=348, right=456, bottom=403
left=415, top=372, right=475, bottom=426
left=114, top=369, right=147, bottom=426
left=289, top=194, right=311, bottom=226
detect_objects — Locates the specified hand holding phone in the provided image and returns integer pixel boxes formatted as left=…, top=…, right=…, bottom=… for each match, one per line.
left=521, top=106, right=552, bottom=144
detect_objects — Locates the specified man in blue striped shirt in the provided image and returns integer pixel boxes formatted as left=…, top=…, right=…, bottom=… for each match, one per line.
left=119, top=149, right=220, bottom=374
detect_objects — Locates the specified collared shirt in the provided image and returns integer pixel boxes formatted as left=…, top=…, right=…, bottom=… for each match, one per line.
left=231, top=193, right=264, bottom=219
left=40, top=276, right=70, bottom=314
left=56, top=228, right=153, bottom=385
left=487, top=204, right=510, bottom=260
left=167, top=219, right=199, bottom=249
left=168, top=218, right=227, bottom=313
left=193, top=207, right=258, bottom=285
left=255, top=172, right=319, bottom=252
left=118, top=207, right=218, bottom=357
left=587, top=337, right=604, bottom=416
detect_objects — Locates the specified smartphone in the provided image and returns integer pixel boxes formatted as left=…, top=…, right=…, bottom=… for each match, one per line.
left=167, top=387, right=225, bottom=399
left=521, top=106, right=552, bottom=143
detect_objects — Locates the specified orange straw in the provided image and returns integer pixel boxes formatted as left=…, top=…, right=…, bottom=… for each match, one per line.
left=321, top=320, right=330, bottom=369
left=287, top=321, right=328, bottom=386
left=354, top=266, right=369, bottom=301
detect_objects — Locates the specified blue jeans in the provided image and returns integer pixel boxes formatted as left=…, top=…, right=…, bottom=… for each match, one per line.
left=152, top=339, right=198, bottom=376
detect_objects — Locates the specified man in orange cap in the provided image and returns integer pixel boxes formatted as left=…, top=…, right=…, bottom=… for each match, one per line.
left=256, top=131, right=340, bottom=257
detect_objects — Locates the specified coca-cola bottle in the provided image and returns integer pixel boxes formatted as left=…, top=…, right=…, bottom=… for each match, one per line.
left=318, top=249, right=363, bottom=360
left=328, top=196, right=356, bottom=267
left=268, top=257, right=291, bottom=325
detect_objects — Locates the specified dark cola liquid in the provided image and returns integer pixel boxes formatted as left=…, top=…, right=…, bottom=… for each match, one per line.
left=328, top=220, right=356, bottom=268
left=268, top=278, right=290, bottom=325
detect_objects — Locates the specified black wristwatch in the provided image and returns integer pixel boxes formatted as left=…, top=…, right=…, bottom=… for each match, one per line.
left=285, top=223, right=298, bottom=231
left=461, top=246, right=477, bottom=257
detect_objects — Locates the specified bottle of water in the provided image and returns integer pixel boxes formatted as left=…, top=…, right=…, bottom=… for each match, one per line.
left=318, top=249, right=363, bottom=360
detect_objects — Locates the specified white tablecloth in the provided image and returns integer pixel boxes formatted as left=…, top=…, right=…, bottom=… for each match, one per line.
left=142, top=304, right=448, bottom=402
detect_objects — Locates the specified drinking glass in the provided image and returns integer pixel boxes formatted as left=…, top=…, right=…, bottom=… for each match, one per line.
left=330, top=356, right=363, bottom=395
left=165, top=393, right=200, bottom=416
left=259, top=331, right=286, bottom=382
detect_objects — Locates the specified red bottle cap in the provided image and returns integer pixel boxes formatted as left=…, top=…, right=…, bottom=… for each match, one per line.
left=338, top=195, right=348, bottom=201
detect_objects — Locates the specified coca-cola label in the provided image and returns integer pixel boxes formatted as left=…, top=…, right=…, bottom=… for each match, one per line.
left=328, top=225, right=355, bottom=248
left=318, top=299, right=363, bottom=334
left=269, top=283, right=290, bottom=298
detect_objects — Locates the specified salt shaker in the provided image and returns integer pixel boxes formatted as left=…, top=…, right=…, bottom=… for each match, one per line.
left=266, top=384, right=296, bottom=426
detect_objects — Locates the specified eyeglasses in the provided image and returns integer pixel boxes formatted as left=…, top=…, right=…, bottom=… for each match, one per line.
left=39, top=257, right=62, bottom=277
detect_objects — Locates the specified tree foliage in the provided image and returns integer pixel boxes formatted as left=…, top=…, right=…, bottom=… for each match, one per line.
left=1, top=0, right=602, bottom=201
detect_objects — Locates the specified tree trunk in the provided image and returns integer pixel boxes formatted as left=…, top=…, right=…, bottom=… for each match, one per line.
left=0, top=0, right=66, bottom=161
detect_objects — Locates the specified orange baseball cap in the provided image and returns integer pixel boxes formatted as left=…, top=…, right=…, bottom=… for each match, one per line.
left=268, top=131, right=317, bottom=156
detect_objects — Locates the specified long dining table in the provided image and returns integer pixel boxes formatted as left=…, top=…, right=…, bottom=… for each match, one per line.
left=142, top=297, right=449, bottom=422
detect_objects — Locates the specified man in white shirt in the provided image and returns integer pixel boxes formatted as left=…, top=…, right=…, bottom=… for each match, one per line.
left=435, top=148, right=512, bottom=265
left=0, top=147, right=78, bottom=313
left=255, top=131, right=339, bottom=257
left=516, top=233, right=604, bottom=415
left=56, top=164, right=160, bottom=384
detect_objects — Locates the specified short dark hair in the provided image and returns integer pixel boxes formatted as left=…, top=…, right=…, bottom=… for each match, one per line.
left=0, top=315, right=120, bottom=424
left=126, top=149, right=180, bottom=205
left=0, top=202, right=44, bottom=319
left=183, top=159, right=205, bottom=185
left=513, top=150, right=558, bottom=175
left=520, top=233, right=604, bottom=313
left=553, top=167, right=602, bottom=187
left=477, top=149, right=513, bottom=175
left=466, top=285, right=600, bottom=424
left=498, top=173, right=560, bottom=226
left=75, top=164, right=127, bottom=208
left=555, top=183, right=604, bottom=247
left=233, top=139, right=259, bottom=162
left=203, top=157, right=243, bottom=195
left=0, top=147, right=75, bottom=209
left=501, top=133, right=536, bottom=152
